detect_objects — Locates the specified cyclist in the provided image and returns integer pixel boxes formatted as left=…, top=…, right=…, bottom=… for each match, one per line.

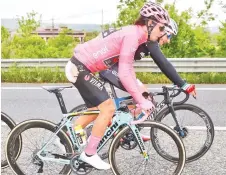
left=99, top=18, right=183, bottom=115
left=65, top=1, right=195, bottom=170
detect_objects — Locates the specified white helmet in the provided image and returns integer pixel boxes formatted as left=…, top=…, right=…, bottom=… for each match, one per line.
left=165, top=18, right=178, bottom=35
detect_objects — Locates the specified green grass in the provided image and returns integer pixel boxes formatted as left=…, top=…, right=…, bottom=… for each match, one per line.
left=136, top=72, right=226, bottom=84
left=1, top=66, right=67, bottom=83
left=1, top=66, right=226, bottom=84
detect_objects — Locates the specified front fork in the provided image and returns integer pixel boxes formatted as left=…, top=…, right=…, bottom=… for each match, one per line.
left=129, top=125, right=149, bottom=160
left=168, top=104, right=185, bottom=137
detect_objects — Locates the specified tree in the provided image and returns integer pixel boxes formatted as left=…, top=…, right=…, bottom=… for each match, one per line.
left=116, top=0, right=146, bottom=26
left=7, top=11, right=46, bottom=58
left=216, top=22, right=226, bottom=57
left=84, top=31, right=99, bottom=42
left=219, top=0, right=226, bottom=14
left=47, top=28, right=79, bottom=58
left=196, top=0, right=216, bottom=26
left=10, top=35, right=47, bottom=58
left=162, top=4, right=216, bottom=58
left=17, top=10, right=41, bottom=37
left=1, top=26, right=12, bottom=58
left=1, top=26, right=10, bottom=43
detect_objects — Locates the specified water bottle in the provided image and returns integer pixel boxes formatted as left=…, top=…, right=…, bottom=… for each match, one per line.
left=74, top=125, right=87, bottom=147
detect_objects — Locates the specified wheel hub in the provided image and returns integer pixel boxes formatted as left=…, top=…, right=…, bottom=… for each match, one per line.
left=174, top=126, right=189, bottom=138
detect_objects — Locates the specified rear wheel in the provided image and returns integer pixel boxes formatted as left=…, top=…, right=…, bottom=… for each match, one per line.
left=1, top=112, right=22, bottom=169
left=6, top=119, right=74, bottom=175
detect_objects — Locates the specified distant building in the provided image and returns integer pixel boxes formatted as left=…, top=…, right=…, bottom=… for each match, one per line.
left=31, top=26, right=86, bottom=43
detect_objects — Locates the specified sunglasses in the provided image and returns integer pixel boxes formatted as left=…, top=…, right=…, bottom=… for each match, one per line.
left=159, top=32, right=172, bottom=40
left=167, top=33, right=172, bottom=39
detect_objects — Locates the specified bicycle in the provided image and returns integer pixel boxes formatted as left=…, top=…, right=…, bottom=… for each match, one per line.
left=70, top=74, right=215, bottom=163
left=1, top=112, right=22, bottom=169
left=6, top=85, right=186, bottom=175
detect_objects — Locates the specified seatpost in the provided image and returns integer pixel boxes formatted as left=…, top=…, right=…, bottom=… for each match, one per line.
left=54, top=92, right=68, bottom=114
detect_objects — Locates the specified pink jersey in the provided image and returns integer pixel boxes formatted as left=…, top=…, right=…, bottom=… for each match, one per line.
left=74, top=25, right=147, bottom=104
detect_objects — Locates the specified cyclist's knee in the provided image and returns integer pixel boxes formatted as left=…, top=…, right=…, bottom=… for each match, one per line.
left=98, top=99, right=115, bottom=116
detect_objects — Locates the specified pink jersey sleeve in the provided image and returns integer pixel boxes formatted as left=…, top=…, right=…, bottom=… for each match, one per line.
left=118, top=36, right=145, bottom=104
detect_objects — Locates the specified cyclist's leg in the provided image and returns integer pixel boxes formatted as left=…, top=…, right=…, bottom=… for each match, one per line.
left=74, top=106, right=98, bottom=128
left=65, top=59, right=99, bottom=128
left=75, top=80, right=114, bottom=170
left=66, top=59, right=114, bottom=169
left=90, top=98, right=115, bottom=138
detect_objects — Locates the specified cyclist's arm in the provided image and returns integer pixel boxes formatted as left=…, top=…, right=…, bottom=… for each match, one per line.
left=118, top=37, right=145, bottom=104
left=134, top=43, right=150, bottom=60
left=146, top=41, right=185, bottom=87
left=136, top=79, right=148, bottom=93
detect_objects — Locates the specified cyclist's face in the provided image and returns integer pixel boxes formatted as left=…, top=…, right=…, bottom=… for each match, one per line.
left=159, top=32, right=172, bottom=46
left=148, top=21, right=166, bottom=41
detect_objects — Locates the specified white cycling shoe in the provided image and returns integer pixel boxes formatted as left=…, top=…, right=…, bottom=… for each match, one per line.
left=79, top=151, right=111, bottom=170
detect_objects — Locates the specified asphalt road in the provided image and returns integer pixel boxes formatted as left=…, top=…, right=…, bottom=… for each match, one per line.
left=1, top=83, right=226, bottom=175
left=1, top=83, right=226, bottom=126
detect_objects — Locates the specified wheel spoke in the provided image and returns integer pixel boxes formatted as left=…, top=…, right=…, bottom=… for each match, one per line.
left=154, top=104, right=214, bottom=163
left=6, top=120, right=73, bottom=175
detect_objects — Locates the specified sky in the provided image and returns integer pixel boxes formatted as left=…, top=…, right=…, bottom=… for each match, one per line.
left=0, top=0, right=225, bottom=26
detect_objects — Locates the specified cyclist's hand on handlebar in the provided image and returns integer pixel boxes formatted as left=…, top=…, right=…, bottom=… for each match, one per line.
left=138, top=99, right=155, bottom=113
left=142, top=91, right=154, bottom=101
left=182, top=83, right=196, bottom=98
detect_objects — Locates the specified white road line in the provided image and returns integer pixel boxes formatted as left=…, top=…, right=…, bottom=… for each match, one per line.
left=1, top=122, right=7, bottom=126
left=181, top=126, right=226, bottom=131
left=1, top=121, right=226, bottom=130
left=2, top=87, right=226, bottom=90
left=144, top=126, right=226, bottom=131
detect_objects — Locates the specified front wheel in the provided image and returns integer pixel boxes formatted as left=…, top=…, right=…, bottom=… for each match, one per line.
left=109, top=121, right=186, bottom=175
left=152, top=104, right=214, bottom=163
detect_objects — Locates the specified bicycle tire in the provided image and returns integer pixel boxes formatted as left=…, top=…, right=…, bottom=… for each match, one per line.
left=6, top=119, right=74, bottom=175
left=1, top=112, right=22, bottom=169
left=109, top=121, right=186, bottom=175
left=152, top=104, right=214, bottom=163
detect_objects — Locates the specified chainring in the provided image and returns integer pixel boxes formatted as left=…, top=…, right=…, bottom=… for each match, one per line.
left=120, top=131, right=138, bottom=150
left=70, top=154, right=93, bottom=175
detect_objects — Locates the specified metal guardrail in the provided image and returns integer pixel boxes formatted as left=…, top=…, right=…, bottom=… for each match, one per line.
left=1, top=58, right=226, bottom=72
